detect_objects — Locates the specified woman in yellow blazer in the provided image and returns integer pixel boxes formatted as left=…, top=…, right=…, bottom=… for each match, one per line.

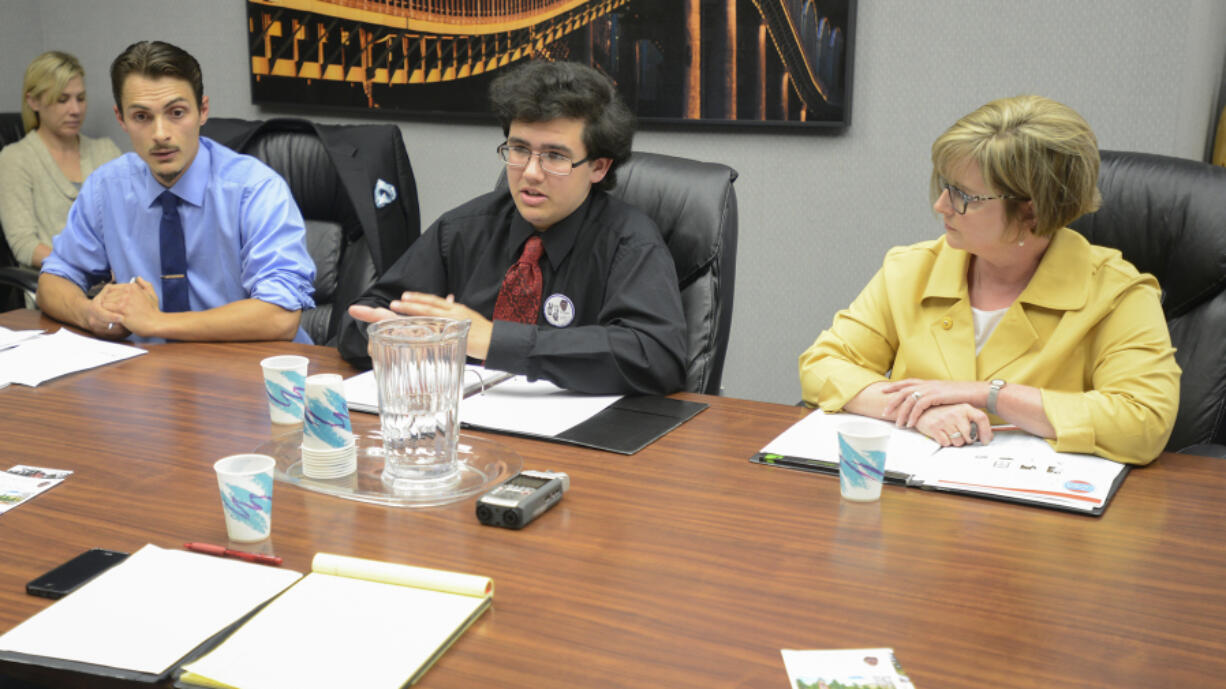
left=799, top=95, right=1179, bottom=465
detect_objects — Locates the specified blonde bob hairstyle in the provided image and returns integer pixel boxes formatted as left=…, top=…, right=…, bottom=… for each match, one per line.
left=930, top=94, right=1101, bottom=239
left=20, top=51, right=86, bottom=133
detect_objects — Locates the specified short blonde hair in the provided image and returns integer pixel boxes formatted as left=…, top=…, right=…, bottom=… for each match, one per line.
left=20, top=51, right=86, bottom=133
left=930, top=95, right=1101, bottom=239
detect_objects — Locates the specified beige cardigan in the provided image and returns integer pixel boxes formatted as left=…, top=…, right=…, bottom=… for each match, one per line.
left=0, top=129, right=122, bottom=267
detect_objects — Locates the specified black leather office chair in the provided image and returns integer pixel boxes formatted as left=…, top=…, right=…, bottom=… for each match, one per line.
left=0, top=111, right=39, bottom=311
left=611, top=152, right=738, bottom=395
left=0, top=112, right=22, bottom=146
left=497, top=151, right=739, bottom=394
left=1069, top=150, right=1226, bottom=457
left=203, top=117, right=421, bottom=345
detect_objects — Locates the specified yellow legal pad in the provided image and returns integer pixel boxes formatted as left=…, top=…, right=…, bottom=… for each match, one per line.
left=175, top=553, right=493, bottom=689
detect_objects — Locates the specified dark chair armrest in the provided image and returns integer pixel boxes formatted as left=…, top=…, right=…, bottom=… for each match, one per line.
left=1176, top=443, right=1226, bottom=459
left=0, top=265, right=38, bottom=295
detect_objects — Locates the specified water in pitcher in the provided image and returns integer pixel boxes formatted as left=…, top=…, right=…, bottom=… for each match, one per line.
left=369, top=317, right=470, bottom=494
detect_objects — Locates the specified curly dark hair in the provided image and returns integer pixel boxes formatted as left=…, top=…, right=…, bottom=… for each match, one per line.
left=110, top=41, right=204, bottom=112
left=489, top=60, right=634, bottom=190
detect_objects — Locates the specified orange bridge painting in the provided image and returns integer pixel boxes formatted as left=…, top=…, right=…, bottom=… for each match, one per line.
left=247, top=0, right=855, bottom=127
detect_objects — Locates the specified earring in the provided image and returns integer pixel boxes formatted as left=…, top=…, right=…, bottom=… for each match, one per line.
left=1018, top=239, right=1025, bottom=247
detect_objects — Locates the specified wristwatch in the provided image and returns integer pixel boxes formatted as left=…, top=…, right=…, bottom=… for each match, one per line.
left=986, top=379, right=1007, bottom=416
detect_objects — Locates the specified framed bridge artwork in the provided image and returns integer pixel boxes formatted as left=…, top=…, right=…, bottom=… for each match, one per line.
left=246, top=0, right=856, bottom=128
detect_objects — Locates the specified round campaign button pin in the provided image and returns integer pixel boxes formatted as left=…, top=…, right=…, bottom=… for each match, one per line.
left=1064, top=480, right=1094, bottom=493
left=543, top=293, right=575, bottom=327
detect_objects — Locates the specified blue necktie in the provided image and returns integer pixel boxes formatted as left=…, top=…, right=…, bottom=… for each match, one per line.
left=158, top=190, right=189, bottom=312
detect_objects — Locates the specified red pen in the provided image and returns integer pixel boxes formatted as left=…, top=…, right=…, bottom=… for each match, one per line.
left=184, top=542, right=283, bottom=566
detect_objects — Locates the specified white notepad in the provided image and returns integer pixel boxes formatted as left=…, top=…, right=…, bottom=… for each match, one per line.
left=0, top=544, right=300, bottom=678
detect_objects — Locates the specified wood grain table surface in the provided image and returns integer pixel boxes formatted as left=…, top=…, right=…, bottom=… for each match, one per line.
left=2, top=309, right=1224, bottom=688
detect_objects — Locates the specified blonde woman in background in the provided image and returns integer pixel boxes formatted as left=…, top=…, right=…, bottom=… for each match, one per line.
left=799, top=95, right=1180, bottom=465
left=0, top=51, right=121, bottom=298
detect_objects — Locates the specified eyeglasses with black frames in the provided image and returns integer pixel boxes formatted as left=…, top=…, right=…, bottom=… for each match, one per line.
left=497, top=143, right=591, bottom=176
left=939, top=177, right=1020, bottom=214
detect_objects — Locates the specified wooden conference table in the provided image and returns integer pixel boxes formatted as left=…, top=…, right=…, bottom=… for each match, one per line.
left=1, top=309, right=1225, bottom=689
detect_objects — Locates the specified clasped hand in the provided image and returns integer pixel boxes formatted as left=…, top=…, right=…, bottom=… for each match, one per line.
left=880, top=378, right=993, bottom=447
left=87, top=278, right=160, bottom=339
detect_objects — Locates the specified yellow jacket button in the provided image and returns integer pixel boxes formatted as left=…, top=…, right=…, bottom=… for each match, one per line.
left=941, top=318, right=953, bottom=330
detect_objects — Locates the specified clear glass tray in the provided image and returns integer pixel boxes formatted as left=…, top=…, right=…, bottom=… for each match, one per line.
left=255, top=428, right=522, bottom=508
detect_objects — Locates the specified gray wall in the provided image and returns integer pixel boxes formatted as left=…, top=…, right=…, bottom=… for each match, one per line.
left=0, top=0, right=43, bottom=109
left=4, top=0, right=1224, bottom=404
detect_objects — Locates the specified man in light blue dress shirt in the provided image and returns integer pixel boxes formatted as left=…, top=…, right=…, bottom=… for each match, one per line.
left=38, top=41, right=315, bottom=343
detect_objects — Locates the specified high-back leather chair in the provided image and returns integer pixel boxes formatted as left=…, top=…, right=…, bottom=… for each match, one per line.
left=0, top=112, right=22, bottom=146
left=497, top=151, right=738, bottom=394
left=202, top=117, right=420, bottom=345
left=0, top=111, right=37, bottom=311
left=610, top=152, right=739, bottom=395
left=1069, top=150, right=1226, bottom=456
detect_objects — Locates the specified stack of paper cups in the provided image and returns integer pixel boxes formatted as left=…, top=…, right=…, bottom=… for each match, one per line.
left=301, top=374, right=357, bottom=479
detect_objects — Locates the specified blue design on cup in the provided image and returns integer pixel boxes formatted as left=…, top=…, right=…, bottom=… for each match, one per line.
left=304, top=388, right=353, bottom=448
left=220, top=473, right=273, bottom=534
left=265, top=371, right=306, bottom=419
left=838, top=435, right=886, bottom=492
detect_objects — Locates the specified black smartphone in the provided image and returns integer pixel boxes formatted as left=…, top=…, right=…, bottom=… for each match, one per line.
left=25, top=548, right=129, bottom=599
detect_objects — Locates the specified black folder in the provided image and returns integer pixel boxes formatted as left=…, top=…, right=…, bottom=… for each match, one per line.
left=468, top=395, right=708, bottom=455
left=345, top=370, right=706, bottom=455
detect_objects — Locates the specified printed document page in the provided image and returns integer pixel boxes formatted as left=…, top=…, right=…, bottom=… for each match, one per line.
left=781, top=648, right=916, bottom=688
left=0, top=466, right=72, bottom=515
left=343, top=365, right=512, bottom=414
left=458, top=375, right=620, bottom=437
left=0, top=328, right=146, bottom=387
left=0, top=326, right=43, bottom=349
left=759, top=409, right=940, bottom=477
left=345, top=367, right=621, bottom=438
left=910, top=431, right=1124, bottom=511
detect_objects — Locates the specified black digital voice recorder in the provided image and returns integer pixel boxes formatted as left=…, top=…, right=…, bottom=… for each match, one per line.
left=475, top=470, right=569, bottom=529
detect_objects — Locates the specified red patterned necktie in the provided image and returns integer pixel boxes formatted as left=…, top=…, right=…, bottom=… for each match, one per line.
left=492, top=235, right=544, bottom=324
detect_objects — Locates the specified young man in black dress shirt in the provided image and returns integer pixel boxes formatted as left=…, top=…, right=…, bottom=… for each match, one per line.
left=338, top=61, right=687, bottom=395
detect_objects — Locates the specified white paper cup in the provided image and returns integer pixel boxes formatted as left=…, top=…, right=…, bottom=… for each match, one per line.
left=260, top=355, right=308, bottom=425
left=214, top=453, right=276, bottom=542
left=302, top=373, right=353, bottom=450
left=837, top=421, right=889, bottom=502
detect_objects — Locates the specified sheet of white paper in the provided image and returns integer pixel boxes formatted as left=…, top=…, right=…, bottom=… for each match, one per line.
left=0, top=327, right=44, bottom=349
left=0, top=544, right=301, bottom=675
left=910, top=431, right=1124, bottom=511
left=343, top=369, right=380, bottom=413
left=759, top=409, right=940, bottom=476
left=345, top=367, right=621, bottom=438
left=459, top=376, right=621, bottom=437
left=343, top=365, right=514, bottom=415
left=0, top=328, right=146, bottom=387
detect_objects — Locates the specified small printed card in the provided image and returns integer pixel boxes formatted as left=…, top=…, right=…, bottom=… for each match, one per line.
left=781, top=648, right=915, bottom=689
left=0, top=465, right=73, bottom=515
